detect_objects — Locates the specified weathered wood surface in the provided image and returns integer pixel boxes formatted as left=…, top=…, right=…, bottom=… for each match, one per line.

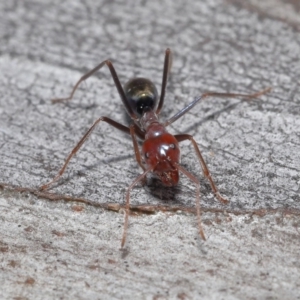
left=0, top=0, right=299, bottom=299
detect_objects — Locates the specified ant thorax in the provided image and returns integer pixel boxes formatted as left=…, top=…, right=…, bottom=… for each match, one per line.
left=140, top=110, right=168, bottom=139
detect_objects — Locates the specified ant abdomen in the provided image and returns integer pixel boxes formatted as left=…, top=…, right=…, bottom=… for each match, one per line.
left=123, top=78, right=158, bottom=117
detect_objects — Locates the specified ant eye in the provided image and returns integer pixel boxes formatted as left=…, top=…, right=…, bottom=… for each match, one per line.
left=170, top=143, right=175, bottom=149
left=145, top=152, right=149, bottom=159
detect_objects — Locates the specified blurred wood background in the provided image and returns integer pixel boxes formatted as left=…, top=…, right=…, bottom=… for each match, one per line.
left=0, top=0, right=299, bottom=299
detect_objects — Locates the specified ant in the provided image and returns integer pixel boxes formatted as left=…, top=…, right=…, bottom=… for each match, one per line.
left=40, top=48, right=270, bottom=247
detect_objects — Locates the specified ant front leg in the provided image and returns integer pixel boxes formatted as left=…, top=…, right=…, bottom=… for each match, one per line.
left=121, top=167, right=152, bottom=248
left=129, top=125, right=145, bottom=172
left=129, top=124, right=149, bottom=186
left=40, top=117, right=131, bottom=191
left=175, top=134, right=228, bottom=204
left=174, top=163, right=206, bottom=240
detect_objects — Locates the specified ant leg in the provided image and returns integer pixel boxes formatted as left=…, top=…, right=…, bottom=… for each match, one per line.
left=121, top=167, right=153, bottom=248
left=174, top=163, right=206, bottom=240
left=130, top=125, right=145, bottom=171
left=165, top=87, right=271, bottom=126
left=175, top=134, right=228, bottom=204
left=156, top=48, right=172, bottom=114
left=40, top=117, right=131, bottom=191
left=52, top=60, right=137, bottom=120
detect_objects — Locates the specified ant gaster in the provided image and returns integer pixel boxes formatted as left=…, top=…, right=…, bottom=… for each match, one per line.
left=40, top=49, right=270, bottom=247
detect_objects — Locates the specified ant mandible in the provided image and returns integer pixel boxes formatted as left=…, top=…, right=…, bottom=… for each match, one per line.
left=40, top=49, right=270, bottom=247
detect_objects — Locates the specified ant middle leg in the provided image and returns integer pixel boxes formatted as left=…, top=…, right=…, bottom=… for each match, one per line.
left=40, top=117, right=131, bottom=191
left=175, top=134, right=228, bottom=204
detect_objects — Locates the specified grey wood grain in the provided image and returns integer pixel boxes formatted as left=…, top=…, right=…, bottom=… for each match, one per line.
left=0, top=0, right=299, bottom=299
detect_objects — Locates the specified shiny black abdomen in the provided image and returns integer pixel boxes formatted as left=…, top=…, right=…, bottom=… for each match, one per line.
left=123, top=78, right=158, bottom=117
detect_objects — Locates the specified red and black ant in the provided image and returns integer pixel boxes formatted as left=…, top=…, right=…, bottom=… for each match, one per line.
left=40, top=49, right=270, bottom=247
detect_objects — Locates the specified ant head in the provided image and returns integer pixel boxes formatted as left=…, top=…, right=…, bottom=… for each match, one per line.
left=157, top=169, right=179, bottom=187
left=124, top=78, right=158, bottom=117
left=142, top=133, right=180, bottom=186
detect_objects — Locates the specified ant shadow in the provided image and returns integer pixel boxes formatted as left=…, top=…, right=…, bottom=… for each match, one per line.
left=142, top=177, right=208, bottom=207
left=173, top=101, right=239, bottom=134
